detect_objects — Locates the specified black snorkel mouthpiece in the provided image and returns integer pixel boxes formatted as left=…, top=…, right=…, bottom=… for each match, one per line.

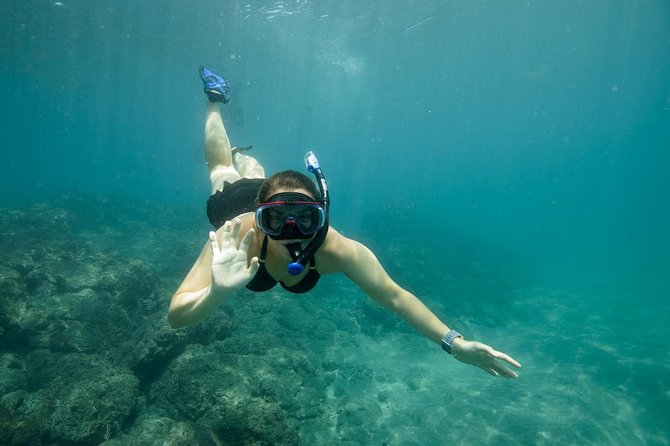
left=286, top=242, right=304, bottom=275
left=287, top=151, right=330, bottom=276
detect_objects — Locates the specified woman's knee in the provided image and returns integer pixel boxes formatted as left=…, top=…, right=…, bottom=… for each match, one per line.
left=246, top=165, right=265, bottom=179
left=209, top=166, right=241, bottom=193
left=234, top=156, right=265, bottom=179
left=238, top=163, right=265, bottom=179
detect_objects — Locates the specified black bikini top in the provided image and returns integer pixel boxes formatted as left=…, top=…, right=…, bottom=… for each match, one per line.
left=245, top=235, right=321, bottom=294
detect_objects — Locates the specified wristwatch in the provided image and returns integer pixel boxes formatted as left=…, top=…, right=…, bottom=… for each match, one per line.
left=441, top=329, right=463, bottom=355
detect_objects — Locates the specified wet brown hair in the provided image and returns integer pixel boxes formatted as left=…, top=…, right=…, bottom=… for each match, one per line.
left=256, top=170, right=319, bottom=205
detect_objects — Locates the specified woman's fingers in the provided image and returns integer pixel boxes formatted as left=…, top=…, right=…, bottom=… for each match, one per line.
left=220, top=221, right=232, bottom=248
left=479, top=363, right=519, bottom=379
left=463, top=342, right=521, bottom=379
left=209, top=231, right=219, bottom=254
left=498, top=365, right=519, bottom=379
left=239, top=227, right=255, bottom=254
left=248, top=256, right=260, bottom=275
left=485, top=349, right=520, bottom=378
left=230, top=218, right=241, bottom=246
left=493, top=351, right=522, bottom=369
left=490, top=360, right=519, bottom=378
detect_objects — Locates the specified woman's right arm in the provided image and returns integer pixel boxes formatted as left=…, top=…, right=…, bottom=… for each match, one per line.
left=167, top=219, right=259, bottom=328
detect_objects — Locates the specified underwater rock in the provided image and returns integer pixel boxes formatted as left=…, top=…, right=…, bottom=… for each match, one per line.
left=149, top=343, right=248, bottom=420
left=0, top=352, right=34, bottom=445
left=150, top=343, right=300, bottom=445
left=275, top=300, right=320, bottom=333
left=93, top=259, right=160, bottom=310
left=190, top=307, right=238, bottom=345
left=0, top=202, right=164, bottom=358
left=358, top=298, right=406, bottom=337
left=0, top=265, right=28, bottom=348
left=335, top=400, right=384, bottom=444
left=41, top=353, right=140, bottom=444
left=127, top=322, right=190, bottom=383
left=0, top=395, right=43, bottom=446
left=100, top=415, right=198, bottom=446
left=0, top=354, right=27, bottom=396
left=1, top=352, right=139, bottom=445
left=199, top=398, right=299, bottom=446
left=128, top=308, right=238, bottom=384
left=2, top=262, right=162, bottom=361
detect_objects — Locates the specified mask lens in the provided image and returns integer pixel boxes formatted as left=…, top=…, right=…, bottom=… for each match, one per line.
left=294, top=207, right=319, bottom=233
left=257, top=202, right=324, bottom=238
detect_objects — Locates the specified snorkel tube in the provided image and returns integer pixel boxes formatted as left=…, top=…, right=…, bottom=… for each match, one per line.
left=286, top=151, right=330, bottom=275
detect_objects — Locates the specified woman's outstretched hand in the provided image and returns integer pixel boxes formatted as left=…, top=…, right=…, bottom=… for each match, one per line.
left=451, top=338, right=522, bottom=378
left=209, top=218, right=260, bottom=292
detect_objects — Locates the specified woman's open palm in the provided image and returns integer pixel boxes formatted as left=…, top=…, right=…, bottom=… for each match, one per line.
left=209, top=219, right=259, bottom=291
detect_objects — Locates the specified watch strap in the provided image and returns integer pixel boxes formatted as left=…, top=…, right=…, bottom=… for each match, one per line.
left=441, top=329, right=463, bottom=355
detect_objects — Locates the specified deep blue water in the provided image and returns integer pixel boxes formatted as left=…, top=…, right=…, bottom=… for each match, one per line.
left=2, top=1, right=669, bottom=444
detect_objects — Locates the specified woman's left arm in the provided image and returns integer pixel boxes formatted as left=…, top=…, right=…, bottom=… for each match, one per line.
left=327, top=232, right=521, bottom=378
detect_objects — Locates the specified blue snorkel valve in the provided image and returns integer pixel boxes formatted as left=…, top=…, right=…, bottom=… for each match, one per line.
left=285, top=151, right=330, bottom=276
left=287, top=261, right=304, bottom=276
left=286, top=242, right=305, bottom=275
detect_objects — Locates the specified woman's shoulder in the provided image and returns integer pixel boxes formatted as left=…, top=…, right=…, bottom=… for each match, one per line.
left=321, top=226, right=349, bottom=251
left=214, top=212, right=255, bottom=235
left=317, top=227, right=364, bottom=273
left=237, top=211, right=255, bottom=226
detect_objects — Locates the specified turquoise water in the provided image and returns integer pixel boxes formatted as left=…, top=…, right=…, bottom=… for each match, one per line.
left=1, top=1, right=669, bottom=444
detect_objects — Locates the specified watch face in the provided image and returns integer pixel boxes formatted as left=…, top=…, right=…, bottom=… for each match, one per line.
left=441, top=339, right=452, bottom=354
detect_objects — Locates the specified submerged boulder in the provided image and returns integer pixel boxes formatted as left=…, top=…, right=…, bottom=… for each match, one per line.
left=150, top=343, right=299, bottom=445
left=41, top=353, right=140, bottom=444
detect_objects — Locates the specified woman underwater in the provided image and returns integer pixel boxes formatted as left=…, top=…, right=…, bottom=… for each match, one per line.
left=168, top=67, right=522, bottom=378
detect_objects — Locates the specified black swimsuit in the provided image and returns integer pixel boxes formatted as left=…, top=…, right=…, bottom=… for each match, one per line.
left=206, top=178, right=265, bottom=229
left=245, top=235, right=321, bottom=293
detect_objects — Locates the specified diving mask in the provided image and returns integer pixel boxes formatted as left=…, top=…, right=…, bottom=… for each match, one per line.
left=256, top=192, right=326, bottom=240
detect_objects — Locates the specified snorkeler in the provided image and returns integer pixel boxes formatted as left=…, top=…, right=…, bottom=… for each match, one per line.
left=168, top=66, right=522, bottom=379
